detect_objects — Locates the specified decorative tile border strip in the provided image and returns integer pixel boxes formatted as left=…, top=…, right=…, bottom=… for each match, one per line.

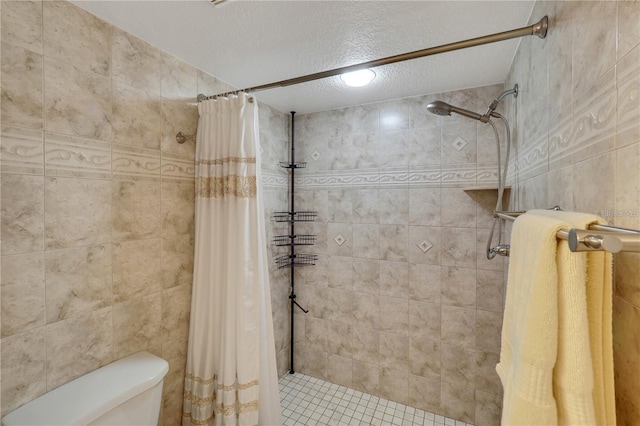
left=161, top=153, right=195, bottom=181
left=45, top=132, right=111, bottom=179
left=112, top=144, right=161, bottom=179
left=262, top=170, right=287, bottom=188
left=1, top=126, right=44, bottom=175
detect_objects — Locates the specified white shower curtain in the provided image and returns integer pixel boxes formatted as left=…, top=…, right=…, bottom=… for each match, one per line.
left=182, top=94, right=282, bottom=426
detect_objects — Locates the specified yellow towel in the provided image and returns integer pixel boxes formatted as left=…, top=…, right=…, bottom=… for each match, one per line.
left=497, top=210, right=616, bottom=426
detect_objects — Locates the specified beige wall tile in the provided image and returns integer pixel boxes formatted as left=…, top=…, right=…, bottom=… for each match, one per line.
left=327, top=320, right=353, bottom=357
left=44, top=177, right=111, bottom=250
left=112, top=179, right=161, bottom=242
left=352, top=360, right=379, bottom=395
left=379, top=332, right=409, bottom=371
left=0, top=328, right=46, bottom=416
left=441, top=344, right=475, bottom=387
left=160, top=53, right=197, bottom=102
left=113, top=238, right=161, bottom=302
left=161, top=234, right=194, bottom=290
left=45, top=307, right=113, bottom=391
left=352, top=291, right=379, bottom=330
left=0, top=126, right=44, bottom=175
left=43, top=1, right=110, bottom=77
left=161, top=180, right=195, bottom=238
left=44, top=55, right=113, bottom=141
left=160, top=99, right=197, bottom=158
left=1, top=0, right=43, bottom=54
left=113, top=292, right=162, bottom=358
left=326, top=354, right=352, bottom=388
left=616, top=46, right=639, bottom=149
left=45, top=133, right=111, bottom=179
left=111, top=27, right=162, bottom=94
left=1, top=253, right=45, bottom=338
left=409, top=188, right=441, bottom=226
left=1, top=42, right=43, bottom=130
left=161, top=284, right=191, bottom=342
left=409, top=337, right=440, bottom=381
left=352, top=258, right=379, bottom=294
left=408, top=374, right=440, bottom=414
left=613, top=295, right=640, bottom=424
left=351, top=224, right=379, bottom=259
left=379, top=367, right=408, bottom=405
left=441, top=380, right=475, bottom=424
left=475, top=351, right=502, bottom=396
left=1, top=174, right=44, bottom=255
left=408, top=300, right=440, bottom=340
left=475, top=390, right=502, bottom=426
left=441, top=227, right=476, bottom=268
left=112, top=82, right=162, bottom=150
left=45, top=244, right=112, bottom=323
left=379, top=260, right=408, bottom=298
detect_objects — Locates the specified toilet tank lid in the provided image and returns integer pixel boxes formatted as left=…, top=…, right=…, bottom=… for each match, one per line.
left=1, top=351, right=169, bottom=426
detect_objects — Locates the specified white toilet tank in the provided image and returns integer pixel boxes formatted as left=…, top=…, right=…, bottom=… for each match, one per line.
left=1, top=351, right=169, bottom=426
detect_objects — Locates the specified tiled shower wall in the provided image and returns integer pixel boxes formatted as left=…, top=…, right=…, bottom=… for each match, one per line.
left=504, top=1, right=640, bottom=424
left=0, top=1, right=290, bottom=423
left=290, top=84, right=509, bottom=425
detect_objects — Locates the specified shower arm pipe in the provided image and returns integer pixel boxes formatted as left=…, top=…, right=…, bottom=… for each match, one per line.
left=197, top=16, right=548, bottom=101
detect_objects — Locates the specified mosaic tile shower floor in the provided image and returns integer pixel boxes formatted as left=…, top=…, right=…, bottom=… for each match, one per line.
left=279, top=373, right=474, bottom=426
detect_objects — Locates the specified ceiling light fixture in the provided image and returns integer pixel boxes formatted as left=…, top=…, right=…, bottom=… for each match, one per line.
left=340, top=69, right=376, bottom=87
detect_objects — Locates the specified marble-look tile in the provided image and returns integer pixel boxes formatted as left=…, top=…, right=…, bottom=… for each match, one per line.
left=477, top=269, right=505, bottom=313
left=113, top=292, right=162, bottom=358
left=408, top=226, right=441, bottom=265
left=408, top=94, right=441, bottom=130
left=352, top=133, right=380, bottom=169
left=327, top=135, right=355, bottom=170
left=476, top=310, right=502, bottom=354
left=327, top=320, right=353, bottom=357
left=380, top=189, right=408, bottom=225
left=326, top=354, right=352, bottom=388
left=379, top=225, right=408, bottom=261
left=112, top=82, right=162, bottom=150
left=441, top=381, right=475, bottom=424
left=44, top=55, right=113, bottom=141
left=43, top=1, right=111, bottom=77
left=112, top=179, right=161, bottom=242
left=352, top=258, right=379, bottom=295
left=44, top=177, right=111, bottom=250
left=409, top=337, right=440, bottom=381
left=45, top=133, right=111, bottom=179
left=380, top=296, right=408, bottom=336
left=616, top=46, right=639, bottom=149
left=352, top=360, right=379, bottom=396
left=113, top=238, right=162, bottom=302
left=547, top=166, right=574, bottom=213
left=409, top=187, right=441, bottom=226
left=409, top=263, right=441, bottom=303
left=352, top=291, right=379, bottom=330
left=327, top=222, right=353, bottom=256
left=302, top=347, right=327, bottom=381
left=1, top=42, right=44, bottom=129
left=475, top=390, right=502, bottom=426
left=409, top=300, right=440, bottom=340
left=379, top=332, right=409, bottom=371
left=476, top=228, right=506, bottom=273
left=441, top=123, right=477, bottom=165
left=441, top=343, right=475, bottom=386
left=1, top=174, right=44, bottom=255
left=352, top=224, right=379, bottom=259
left=406, top=127, right=442, bottom=167
left=440, top=88, right=478, bottom=125
left=379, top=260, right=408, bottom=298
left=161, top=284, right=191, bottom=342
left=1, top=126, right=44, bottom=175
left=441, top=305, right=476, bottom=349
left=327, top=189, right=352, bottom=223
left=327, top=255, right=353, bottom=290
left=305, top=285, right=328, bottom=320
left=618, top=0, right=640, bottom=60
left=613, top=295, right=640, bottom=425
left=571, top=0, right=617, bottom=98
left=160, top=53, right=197, bottom=101
left=408, top=374, right=441, bottom=414
left=161, top=180, right=194, bottom=236
left=441, top=266, right=476, bottom=308
left=476, top=351, right=502, bottom=396
left=614, top=143, right=640, bottom=230
left=0, top=328, right=46, bottom=416
left=1, top=0, right=43, bottom=53
left=112, top=27, right=162, bottom=94
left=379, top=367, right=409, bottom=405
left=441, top=189, right=476, bottom=228
left=378, top=98, right=409, bottom=132
left=160, top=99, right=197, bottom=158
left=327, top=288, right=353, bottom=324
left=305, top=317, right=327, bottom=351
left=441, top=227, right=476, bottom=268
left=1, top=253, right=45, bottom=338
left=351, top=189, right=379, bottom=224
left=45, top=307, right=113, bottom=390
left=45, top=244, right=112, bottom=323
left=573, top=152, right=615, bottom=217
left=352, top=326, right=379, bottom=363
left=162, top=234, right=194, bottom=290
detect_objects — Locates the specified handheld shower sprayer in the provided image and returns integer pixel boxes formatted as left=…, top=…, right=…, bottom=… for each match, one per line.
left=426, top=84, right=519, bottom=259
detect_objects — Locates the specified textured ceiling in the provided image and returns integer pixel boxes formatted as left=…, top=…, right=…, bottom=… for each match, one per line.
left=72, top=1, right=536, bottom=114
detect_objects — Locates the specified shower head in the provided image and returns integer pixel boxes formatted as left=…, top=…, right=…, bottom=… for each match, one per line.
left=426, top=101, right=484, bottom=121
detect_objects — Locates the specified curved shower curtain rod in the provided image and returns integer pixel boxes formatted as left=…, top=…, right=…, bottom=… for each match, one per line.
left=177, top=15, right=548, bottom=142
left=197, top=16, right=548, bottom=101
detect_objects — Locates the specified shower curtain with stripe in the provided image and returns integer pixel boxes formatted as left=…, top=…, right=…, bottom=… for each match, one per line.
left=182, top=94, right=282, bottom=426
